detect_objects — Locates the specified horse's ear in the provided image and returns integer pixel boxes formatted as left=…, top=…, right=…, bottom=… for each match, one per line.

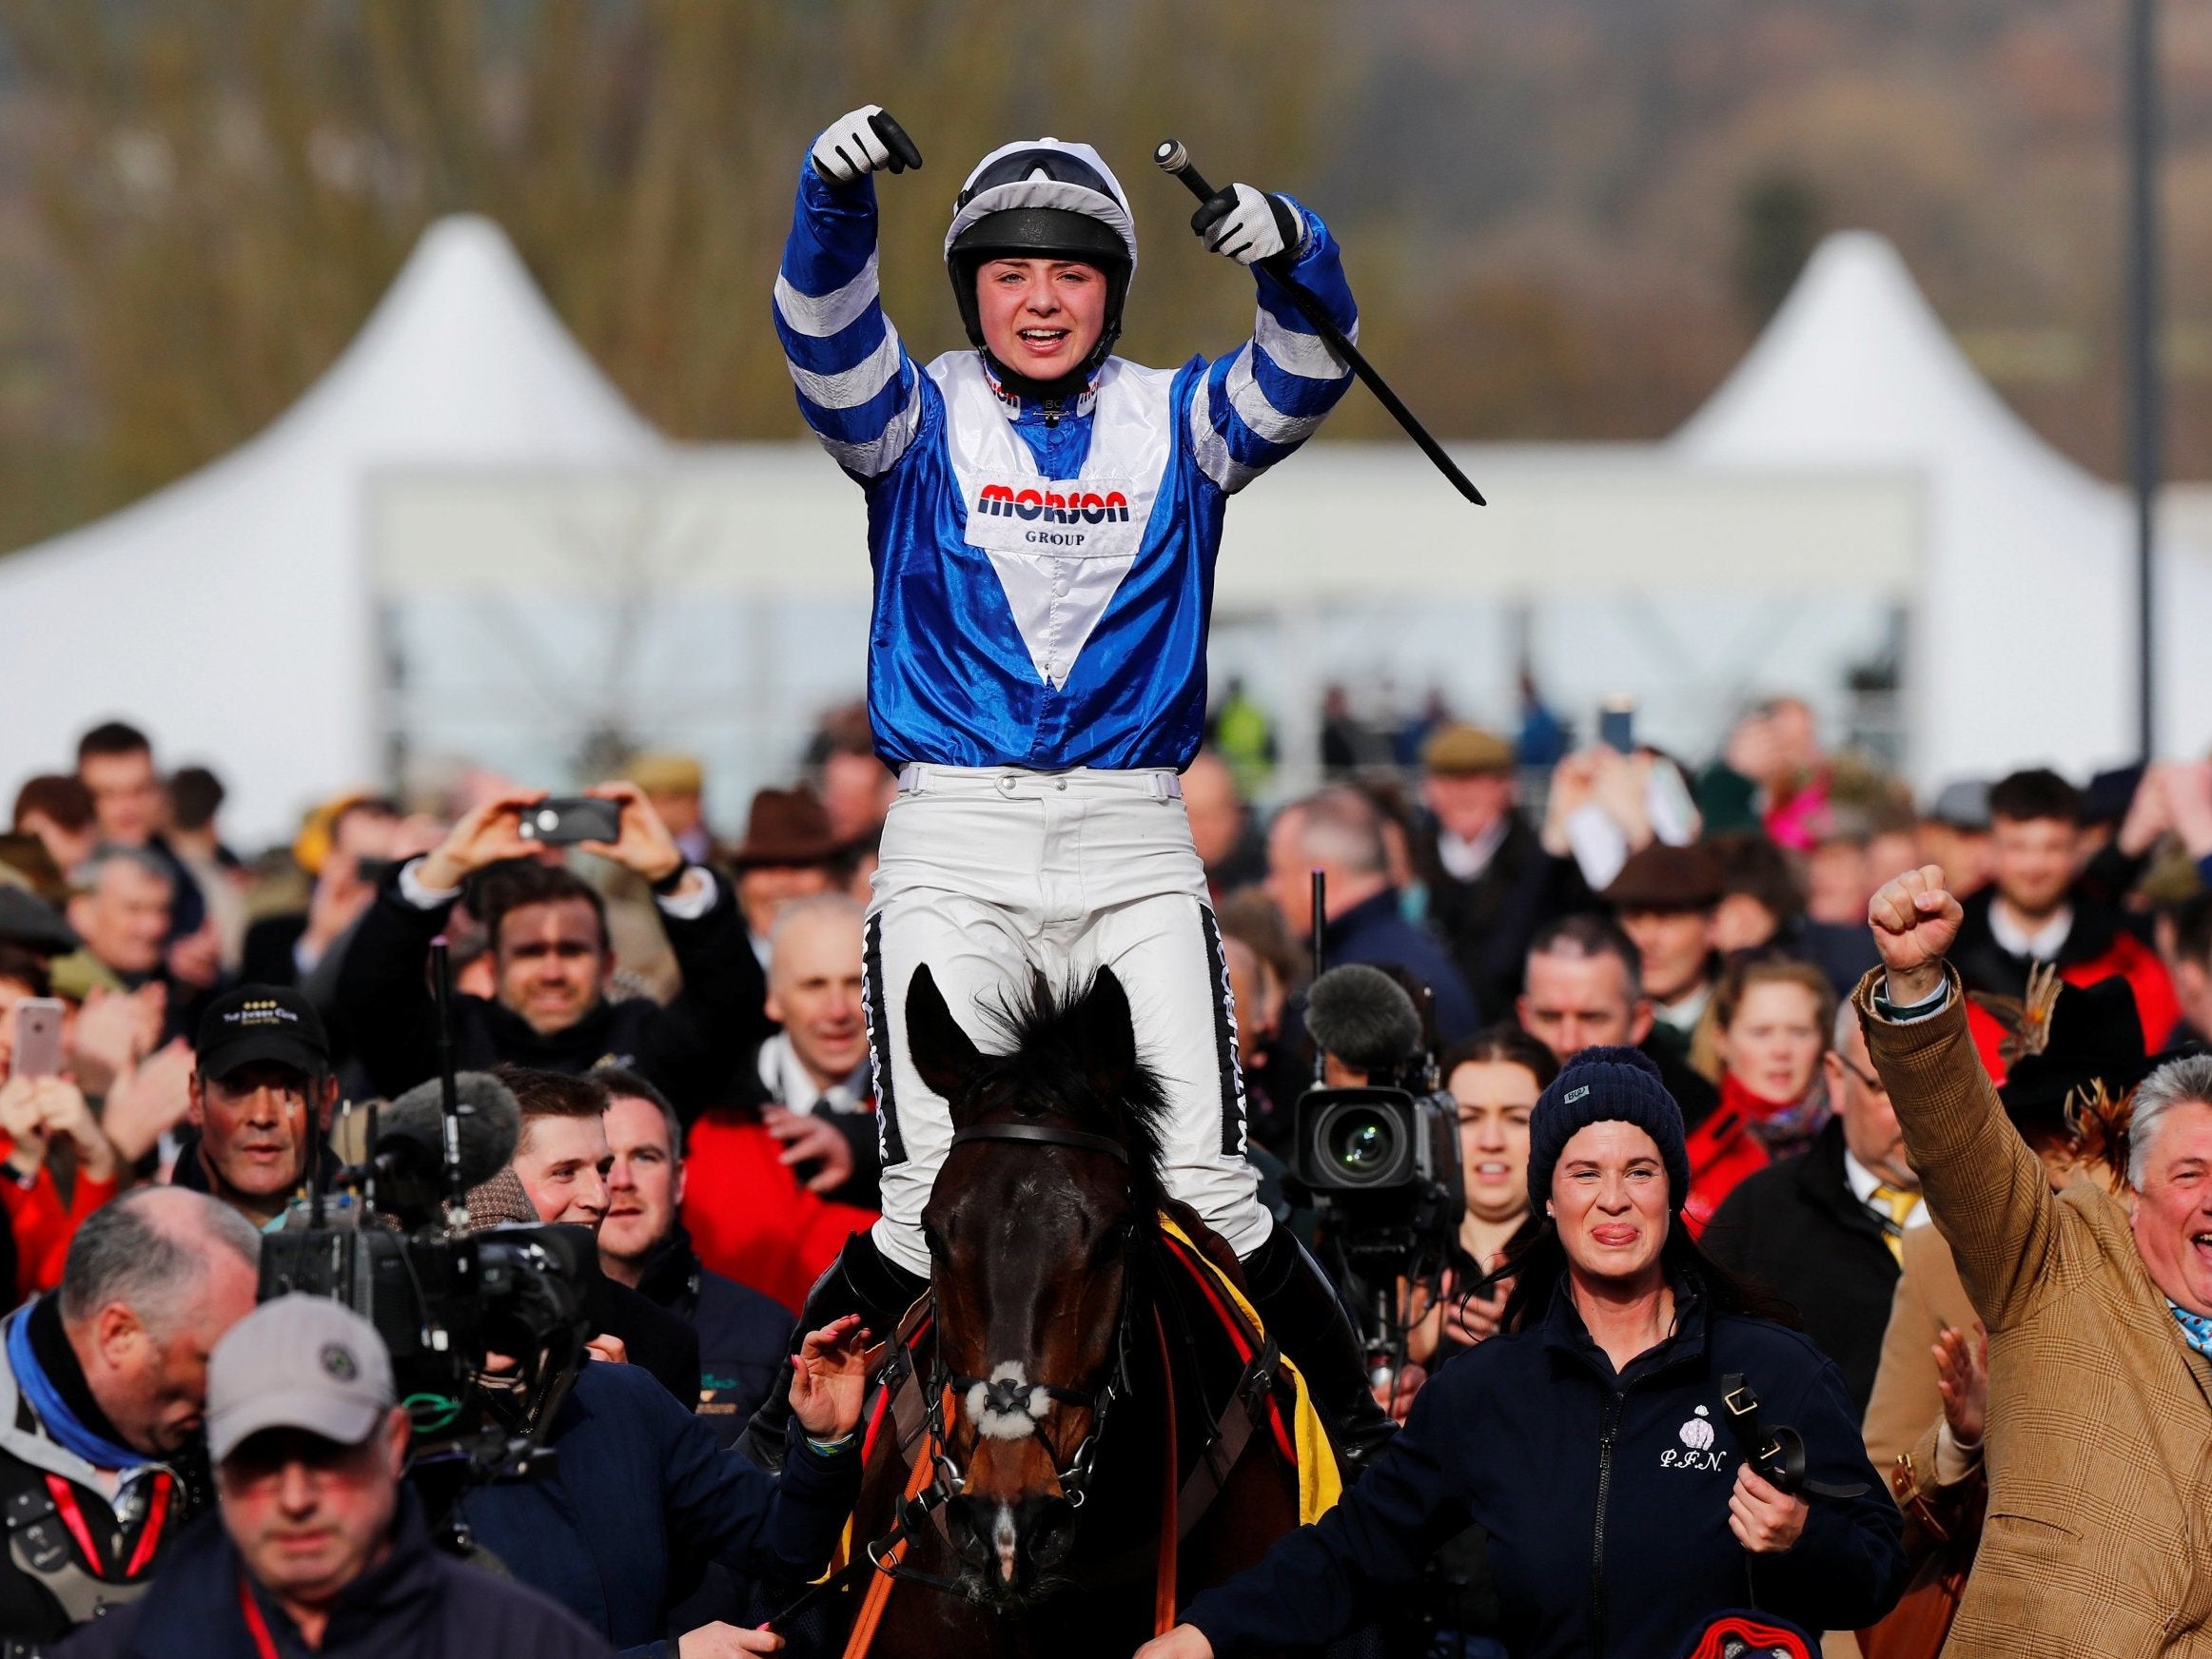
left=1072, top=966, right=1140, bottom=1101
left=906, top=965, right=983, bottom=1106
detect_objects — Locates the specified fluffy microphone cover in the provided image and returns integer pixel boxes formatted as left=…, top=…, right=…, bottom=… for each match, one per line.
left=1304, top=964, right=1423, bottom=1073
left=378, top=1070, right=522, bottom=1193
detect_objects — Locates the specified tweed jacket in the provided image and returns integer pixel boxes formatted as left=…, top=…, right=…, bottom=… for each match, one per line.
left=1856, top=966, right=2212, bottom=1658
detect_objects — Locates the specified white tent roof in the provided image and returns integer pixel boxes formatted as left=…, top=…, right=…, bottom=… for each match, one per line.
left=0, top=214, right=660, bottom=841
left=1676, top=229, right=2212, bottom=789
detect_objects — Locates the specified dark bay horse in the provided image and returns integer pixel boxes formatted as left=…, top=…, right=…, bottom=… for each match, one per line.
left=829, top=964, right=1310, bottom=1659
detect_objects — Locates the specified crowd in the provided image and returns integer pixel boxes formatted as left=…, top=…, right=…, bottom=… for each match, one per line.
left=0, top=696, right=2204, bottom=1656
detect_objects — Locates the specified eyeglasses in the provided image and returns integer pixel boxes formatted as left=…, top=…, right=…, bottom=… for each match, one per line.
left=1838, top=1057, right=1888, bottom=1096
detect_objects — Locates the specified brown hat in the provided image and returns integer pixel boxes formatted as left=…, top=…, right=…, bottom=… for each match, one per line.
left=624, top=752, right=704, bottom=797
left=725, top=788, right=843, bottom=870
left=1421, top=723, right=1514, bottom=777
left=1604, top=844, right=1723, bottom=912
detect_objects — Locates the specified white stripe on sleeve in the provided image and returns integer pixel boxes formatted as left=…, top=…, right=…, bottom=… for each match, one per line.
left=1254, top=304, right=1356, bottom=381
left=785, top=322, right=906, bottom=412
left=1225, top=344, right=1326, bottom=446
left=821, top=388, right=925, bottom=478
left=1188, top=382, right=1261, bottom=496
left=774, top=251, right=884, bottom=340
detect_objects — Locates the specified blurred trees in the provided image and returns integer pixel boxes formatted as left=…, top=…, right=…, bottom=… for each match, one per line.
left=0, top=0, right=2208, bottom=552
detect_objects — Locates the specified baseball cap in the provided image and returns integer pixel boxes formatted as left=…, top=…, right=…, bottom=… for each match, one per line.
left=206, top=1295, right=395, bottom=1463
left=195, top=986, right=330, bottom=1082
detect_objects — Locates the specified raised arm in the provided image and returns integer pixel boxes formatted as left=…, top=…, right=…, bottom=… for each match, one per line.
left=1185, top=187, right=1359, bottom=496
left=1858, top=867, right=2072, bottom=1331
left=773, top=105, right=926, bottom=481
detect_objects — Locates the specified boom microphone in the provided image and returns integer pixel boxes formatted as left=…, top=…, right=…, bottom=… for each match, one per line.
left=1305, top=965, right=1424, bottom=1078
left=345, top=1071, right=521, bottom=1227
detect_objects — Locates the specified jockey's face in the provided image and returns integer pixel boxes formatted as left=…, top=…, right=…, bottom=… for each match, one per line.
left=976, top=258, right=1106, bottom=381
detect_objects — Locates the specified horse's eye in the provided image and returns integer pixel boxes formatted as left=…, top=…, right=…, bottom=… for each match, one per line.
left=921, top=1221, right=949, bottom=1259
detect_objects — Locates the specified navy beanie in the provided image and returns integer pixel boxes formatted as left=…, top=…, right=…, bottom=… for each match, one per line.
left=1527, top=1044, right=1692, bottom=1211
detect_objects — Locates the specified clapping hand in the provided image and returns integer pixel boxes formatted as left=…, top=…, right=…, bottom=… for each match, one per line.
left=1934, top=1322, right=1988, bottom=1451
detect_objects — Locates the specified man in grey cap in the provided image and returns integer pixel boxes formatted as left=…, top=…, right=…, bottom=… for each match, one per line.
left=57, top=1295, right=612, bottom=1658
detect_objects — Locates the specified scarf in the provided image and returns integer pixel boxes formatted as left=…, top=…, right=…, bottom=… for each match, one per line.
left=6, top=1299, right=149, bottom=1471
left=1719, top=1071, right=1832, bottom=1163
left=2170, top=1300, right=2212, bottom=1359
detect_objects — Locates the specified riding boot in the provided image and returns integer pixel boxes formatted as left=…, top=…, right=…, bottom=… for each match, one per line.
left=740, top=1229, right=930, bottom=1471
left=1240, top=1227, right=1399, bottom=1473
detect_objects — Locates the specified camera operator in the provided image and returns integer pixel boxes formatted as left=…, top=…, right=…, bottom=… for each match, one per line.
left=337, top=784, right=768, bottom=1120
left=0, top=1188, right=260, bottom=1649
left=451, top=1298, right=869, bottom=1658
left=172, top=986, right=341, bottom=1231
left=57, top=1295, right=614, bottom=1658
left=473, top=1065, right=703, bottom=1412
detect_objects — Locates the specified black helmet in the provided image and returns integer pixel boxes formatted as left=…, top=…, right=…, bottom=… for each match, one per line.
left=944, top=138, right=1138, bottom=391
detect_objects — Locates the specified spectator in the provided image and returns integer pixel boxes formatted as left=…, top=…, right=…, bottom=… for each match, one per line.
left=1705, top=830, right=1803, bottom=957
left=1685, top=954, right=1837, bottom=1230
left=1861, top=977, right=2143, bottom=1491
left=749, top=894, right=879, bottom=1210
left=1918, top=779, right=1993, bottom=901
left=175, top=986, right=340, bottom=1230
left=0, top=1188, right=260, bottom=1648
left=625, top=752, right=714, bottom=866
left=0, top=947, right=122, bottom=1299
left=597, top=1066, right=793, bottom=1447
left=1703, top=1000, right=1923, bottom=1414
left=166, top=764, right=246, bottom=972
left=73, top=722, right=208, bottom=946
left=1408, top=1027, right=1556, bottom=1371
left=339, top=785, right=765, bottom=1121
left=1603, top=842, right=1723, bottom=1051
left=66, top=846, right=174, bottom=995
left=1182, top=749, right=1268, bottom=901
left=11, top=774, right=98, bottom=892
left=2169, top=889, right=2212, bottom=1047
left=810, top=708, right=899, bottom=849
left=1412, top=723, right=1556, bottom=1021
left=725, top=788, right=845, bottom=967
left=240, top=793, right=406, bottom=987
left=1265, top=788, right=1478, bottom=1043
left=452, top=1279, right=868, bottom=1655
left=1862, top=865, right=2212, bottom=1655
left=1516, top=914, right=1718, bottom=1127
left=491, top=1064, right=701, bottom=1413
left=58, top=1294, right=611, bottom=1659
left=1948, top=769, right=2178, bottom=1075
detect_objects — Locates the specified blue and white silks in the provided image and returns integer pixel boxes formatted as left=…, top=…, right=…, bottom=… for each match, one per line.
left=773, top=161, right=1359, bottom=773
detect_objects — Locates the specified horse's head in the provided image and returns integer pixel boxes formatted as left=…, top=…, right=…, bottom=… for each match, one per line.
left=905, top=963, right=1166, bottom=1604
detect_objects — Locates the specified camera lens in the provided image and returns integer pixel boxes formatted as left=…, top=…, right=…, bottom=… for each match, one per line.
left=1325, top=1107, right=1400, bottom=1183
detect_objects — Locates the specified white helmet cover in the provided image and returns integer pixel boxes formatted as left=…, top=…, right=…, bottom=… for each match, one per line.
left=943, top=137, right=1139, bottom=271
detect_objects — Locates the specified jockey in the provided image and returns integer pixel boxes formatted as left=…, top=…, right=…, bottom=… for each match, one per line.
left=751, top=106, right=1391, bottom=1466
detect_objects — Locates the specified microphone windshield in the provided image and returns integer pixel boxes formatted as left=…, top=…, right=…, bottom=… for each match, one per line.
left=1305, top=965, right=1424, bottom=1075
left=375, top=1070, right=522, bottom=1197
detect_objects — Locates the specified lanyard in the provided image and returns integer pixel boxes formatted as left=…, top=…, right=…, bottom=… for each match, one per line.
left=43, top=1469, right=172, bottom=1579
left=238, top=1570, right=282, bottom=1659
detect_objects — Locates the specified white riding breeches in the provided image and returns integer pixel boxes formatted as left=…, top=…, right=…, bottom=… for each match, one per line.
left=863, top=764, right=1269, bottom=1278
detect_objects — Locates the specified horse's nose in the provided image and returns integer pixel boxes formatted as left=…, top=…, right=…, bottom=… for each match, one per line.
left=1024, top=1495, right=1076, bottom=1569
left=943, top=1493, right=1075, bottom=1589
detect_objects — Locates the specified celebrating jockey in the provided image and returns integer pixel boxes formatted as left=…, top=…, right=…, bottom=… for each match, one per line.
left=750, top=105, right=1390, bottom=1466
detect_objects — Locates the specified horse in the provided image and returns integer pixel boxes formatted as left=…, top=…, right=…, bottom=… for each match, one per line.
left=821, top=963, right=1315, bottom=1659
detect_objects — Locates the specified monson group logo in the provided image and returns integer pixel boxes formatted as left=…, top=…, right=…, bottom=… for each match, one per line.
left=973, top=484, right=1131, bottom=525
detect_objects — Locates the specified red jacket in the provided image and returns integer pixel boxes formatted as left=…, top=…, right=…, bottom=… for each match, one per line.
left=1949, top=889, right=2177, bottom=1082
left=1681, top=1079, right=1772, bottom=1237
left=680, top=1111, right=877, bottom=1313
left=0, top=1150, right=117, bottom=1302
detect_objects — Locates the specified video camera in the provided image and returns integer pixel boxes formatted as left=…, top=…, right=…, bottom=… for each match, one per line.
left=255, top=942, right=591, bottom=1505
left=1290, top=874, right=1465, bottom=1390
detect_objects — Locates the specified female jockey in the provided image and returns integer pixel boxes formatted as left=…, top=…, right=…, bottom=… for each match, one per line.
left=751, top=106, right=1390, bottom=1466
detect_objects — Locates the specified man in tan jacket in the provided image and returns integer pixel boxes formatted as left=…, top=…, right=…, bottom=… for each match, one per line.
left=1861, top=865, right=2212, bottom=1657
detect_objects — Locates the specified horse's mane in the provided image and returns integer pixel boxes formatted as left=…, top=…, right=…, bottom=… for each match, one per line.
left=966, top=971, right=1173, bottom=1226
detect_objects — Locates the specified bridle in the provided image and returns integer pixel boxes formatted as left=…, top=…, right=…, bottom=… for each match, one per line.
left=928, top=1120, right=1138, bottom=1516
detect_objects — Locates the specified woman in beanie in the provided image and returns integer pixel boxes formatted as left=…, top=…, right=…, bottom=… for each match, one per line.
left=1139, top=1044, right=1903, bottom=1659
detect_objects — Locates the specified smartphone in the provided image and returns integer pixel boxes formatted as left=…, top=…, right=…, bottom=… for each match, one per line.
left=11, top=998, right=66, bottom=1081
left=1597, top=694, right=1637, bottom=753
left=516, top=797, right=623, bottom=847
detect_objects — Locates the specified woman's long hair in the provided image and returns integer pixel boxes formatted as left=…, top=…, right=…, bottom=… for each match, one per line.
left=1495, top=1215, right=1801, bottom=1336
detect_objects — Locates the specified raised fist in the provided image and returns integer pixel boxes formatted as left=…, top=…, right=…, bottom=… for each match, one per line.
left=1868, top=864, right=1962, bottom=1003
left=811, top=106, right=922, bottom=187
left=1190, top=184, right=1302, bottom=264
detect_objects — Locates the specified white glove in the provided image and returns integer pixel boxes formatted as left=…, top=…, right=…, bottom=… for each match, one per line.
left=812, top=105, right=909, bottom=187
left=1191, top=184, right=1302, bottom=264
